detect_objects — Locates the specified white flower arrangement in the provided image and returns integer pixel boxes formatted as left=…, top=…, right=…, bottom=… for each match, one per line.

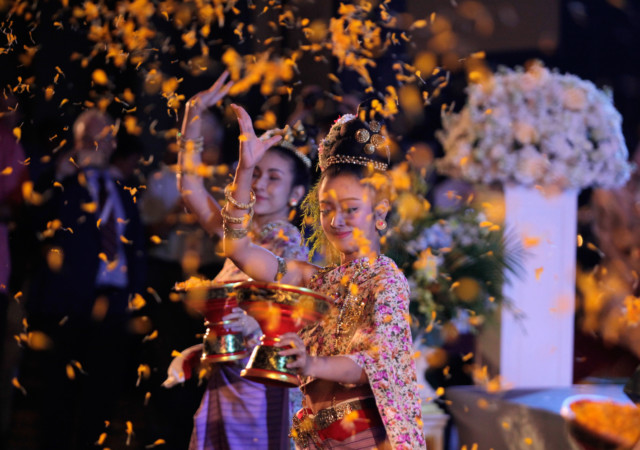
left=436, top=61, right=633, bottom=189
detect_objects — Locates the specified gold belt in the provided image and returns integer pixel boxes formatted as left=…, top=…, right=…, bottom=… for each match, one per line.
left=290, top=397, right=378, bottom=448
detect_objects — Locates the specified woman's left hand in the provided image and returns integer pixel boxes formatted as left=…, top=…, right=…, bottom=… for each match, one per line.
left=222, top=307, right=260, bottom=337
left=231, top=104, right=283, bottom=172
left=275, top=332, right=312, bottom=376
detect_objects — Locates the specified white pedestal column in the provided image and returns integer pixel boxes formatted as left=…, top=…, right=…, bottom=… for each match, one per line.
left=500, top=185, right=577, bottom=388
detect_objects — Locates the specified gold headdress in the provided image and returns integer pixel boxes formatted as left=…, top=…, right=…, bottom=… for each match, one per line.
left=263, top=122, right=316, bottom=169
left=318, top=114, right=390, bottom=172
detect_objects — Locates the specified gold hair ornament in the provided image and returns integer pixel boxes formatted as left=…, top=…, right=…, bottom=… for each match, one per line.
left=263, top=122, right=314, bottom=169
left=354, top=120, right=388, bottom=155
left=323, top=155, right=388, bottom=172
left=319, top=115, right=390, bottom=171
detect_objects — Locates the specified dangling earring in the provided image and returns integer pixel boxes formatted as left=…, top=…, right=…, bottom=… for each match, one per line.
left=288, top=198, right=298, bottom=208
left=375, top=219, right=387, bottom=231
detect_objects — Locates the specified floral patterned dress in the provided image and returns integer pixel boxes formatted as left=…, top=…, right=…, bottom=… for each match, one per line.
left=190, top=220, right=308, bottom=450
left=301, top=255, right=426, bottom=449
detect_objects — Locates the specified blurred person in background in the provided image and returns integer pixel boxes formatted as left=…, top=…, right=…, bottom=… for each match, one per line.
left=575, top=143, right=640, bottom=381
left=15, top=108, right=147, bottom=448
left=110, top=128, right=145, bottom=188
left=0, top=93, right=27, bottom=363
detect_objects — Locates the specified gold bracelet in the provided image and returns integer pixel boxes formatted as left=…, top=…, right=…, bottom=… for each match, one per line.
left=174, top=169, right=202, bottom=177
left=177, top=134, right=204, bottom=144
left=274, top=255, right=287, bottom=281
left=221, top=205, right=254, bottom=224
left=223, top=222, right=250, bottom=240
left=178, top=135, right=204, bottom=153
left=179, top=143, right=204, bottom=153
left=224, top=184, right=256, bottom=210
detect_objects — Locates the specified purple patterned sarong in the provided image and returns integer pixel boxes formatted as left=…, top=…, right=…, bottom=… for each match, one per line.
left=190, top=363, right=289, bottom=450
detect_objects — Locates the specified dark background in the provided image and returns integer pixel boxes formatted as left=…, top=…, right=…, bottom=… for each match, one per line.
left=2, top=1, right=639, bottom=170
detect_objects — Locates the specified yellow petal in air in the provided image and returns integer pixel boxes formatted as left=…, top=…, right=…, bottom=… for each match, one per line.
left=66, top=364, right=76, bottom=380
left=81, top=202, right=97, bottom=213
left=92, top=69, right=109, bottom=85
left=12, top=377, right=27, bottom=395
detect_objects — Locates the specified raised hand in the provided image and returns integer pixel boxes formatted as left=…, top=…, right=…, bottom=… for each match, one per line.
left=177, top=71, right=233, bottom=191
left=231, top=103, right=282, bottom=172
left=181, top=71, right=234, bottom=140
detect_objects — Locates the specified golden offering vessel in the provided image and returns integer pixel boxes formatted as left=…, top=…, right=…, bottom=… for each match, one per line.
left=234, top=281, right=333, bottom=388
left=174, top=278, right=249, bottom=363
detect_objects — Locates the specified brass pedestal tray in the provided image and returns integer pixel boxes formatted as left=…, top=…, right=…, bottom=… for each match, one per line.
left=174, top=278, right=249, bottom=363
left=560, top=394, right=640, bottom=449
left=234, top=281, right=333, bottom=388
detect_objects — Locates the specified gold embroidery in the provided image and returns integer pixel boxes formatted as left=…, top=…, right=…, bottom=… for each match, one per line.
left=336, top=291, right=365, bottom=336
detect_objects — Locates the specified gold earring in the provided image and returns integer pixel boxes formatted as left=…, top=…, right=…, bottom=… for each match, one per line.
left=375, top=219, right=387, bottom=231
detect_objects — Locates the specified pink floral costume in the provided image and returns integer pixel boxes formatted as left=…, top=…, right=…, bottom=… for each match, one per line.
left=298, top=255, right=426, bottom=449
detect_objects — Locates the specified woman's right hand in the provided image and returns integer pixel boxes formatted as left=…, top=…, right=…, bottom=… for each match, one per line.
left=230, top=104, right=283, bottom=172
left=177, top=71, right=233, bottom=192
left=275, top=332, right=313, bottom=376
left=181, top=71, right=233, bottom=140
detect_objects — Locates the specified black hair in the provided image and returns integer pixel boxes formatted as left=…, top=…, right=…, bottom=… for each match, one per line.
left=319, top=115, right=392, bottom=201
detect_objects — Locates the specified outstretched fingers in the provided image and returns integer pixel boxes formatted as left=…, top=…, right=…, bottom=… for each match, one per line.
left=276, top=333, right=303, bottom=355
left=187, top=71, right=232, bottom=111
left=258, top=129, right=285, bottom=149
left=275, top=333, right=308, bottom=371
left=210, top=70, right=229, bottom=91
left=201, top=80, right=233, bottom=106
left=222, top=311, right=244, bottom=322
left=230, top=103, right=254, bottom=136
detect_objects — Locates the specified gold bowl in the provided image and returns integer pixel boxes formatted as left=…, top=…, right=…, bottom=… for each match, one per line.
left=174, top=278, right=248, bottom=363
left=234, top=281, right=333, bottom=387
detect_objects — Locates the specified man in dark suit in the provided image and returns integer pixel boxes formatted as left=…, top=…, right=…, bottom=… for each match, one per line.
left=23, top=109, right=147, bottom=448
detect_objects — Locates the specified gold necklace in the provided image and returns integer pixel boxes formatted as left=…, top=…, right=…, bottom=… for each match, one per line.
left=336, top=293, right=366, bottom=337
left=334, top=257, right=378, bottom=336
left=252, top=219, right=288, bottom=240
